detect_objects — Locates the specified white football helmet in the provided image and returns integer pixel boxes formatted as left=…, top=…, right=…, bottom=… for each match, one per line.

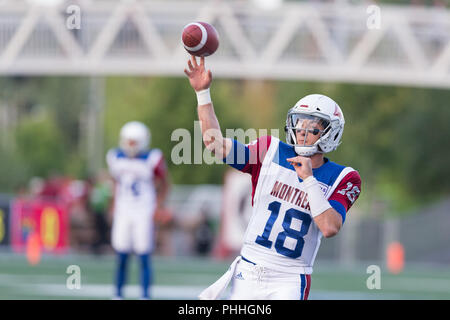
left=285, top=94, right=345, bottom=156
left=119, top=121, right=151, bottom=157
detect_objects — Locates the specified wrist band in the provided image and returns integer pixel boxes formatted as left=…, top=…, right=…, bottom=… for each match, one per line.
left=303, top=176, right=332, bottom=218
left=196, top=88, right=212, bottom=106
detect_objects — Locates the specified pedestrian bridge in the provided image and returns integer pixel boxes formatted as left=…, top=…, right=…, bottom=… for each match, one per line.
left=0, top=0, right=449, bottom=88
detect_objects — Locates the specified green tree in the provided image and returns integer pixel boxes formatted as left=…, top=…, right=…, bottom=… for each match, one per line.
left=14, top=111, right=66, bottom=178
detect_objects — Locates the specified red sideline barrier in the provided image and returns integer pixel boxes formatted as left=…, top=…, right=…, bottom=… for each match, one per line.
left=11, top=197, right=69, bottom=254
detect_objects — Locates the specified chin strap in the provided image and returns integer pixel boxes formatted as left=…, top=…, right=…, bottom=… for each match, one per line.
left=295, top=146, right=317, bottom=157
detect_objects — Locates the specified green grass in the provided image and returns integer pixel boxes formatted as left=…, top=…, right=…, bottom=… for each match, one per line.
left=0, top=252, right=449, bottom=300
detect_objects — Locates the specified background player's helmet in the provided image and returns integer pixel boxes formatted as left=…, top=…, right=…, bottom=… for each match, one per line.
left=285, top=94, right=345, bottom=156
left=119, top=121, right=151, bottom=157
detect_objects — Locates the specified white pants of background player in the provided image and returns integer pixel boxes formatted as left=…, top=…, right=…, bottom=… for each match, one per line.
left=111, top=213, right=154, bottom=254
left=228, top=258, right=311, bottom=300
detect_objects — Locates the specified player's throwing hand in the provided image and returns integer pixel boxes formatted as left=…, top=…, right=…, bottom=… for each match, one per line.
left=184, top=55, right=212, bottom=92
left=287, top=156, right=313, bottom=180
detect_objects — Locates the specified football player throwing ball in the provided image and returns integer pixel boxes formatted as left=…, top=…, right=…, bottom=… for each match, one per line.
left=184, top=56, right=361, bottom=300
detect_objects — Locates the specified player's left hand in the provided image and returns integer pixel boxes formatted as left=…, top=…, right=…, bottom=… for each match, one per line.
left=287, top=156, right=313, bottom=180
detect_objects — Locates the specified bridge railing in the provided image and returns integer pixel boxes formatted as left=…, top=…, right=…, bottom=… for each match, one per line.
left=0, top=1, right=449, bottom=85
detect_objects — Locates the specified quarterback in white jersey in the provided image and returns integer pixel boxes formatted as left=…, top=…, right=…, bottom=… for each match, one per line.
left=106, top=121, right=169, bottom=300
left=184, top=56, right=361, bottom=300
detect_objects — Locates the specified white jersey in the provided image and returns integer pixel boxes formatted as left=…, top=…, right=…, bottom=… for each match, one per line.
left=106, top=148, right=165, bottom=217
left=224, top=136, right=361, bottom=274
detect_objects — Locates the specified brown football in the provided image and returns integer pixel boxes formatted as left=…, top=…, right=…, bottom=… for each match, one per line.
left=182, top=22, right=219, bottom=57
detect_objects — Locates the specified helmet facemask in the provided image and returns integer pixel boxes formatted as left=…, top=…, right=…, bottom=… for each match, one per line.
left=120, top=137, right=141, bottom=158
left=285, top=113, right=331, bottom=157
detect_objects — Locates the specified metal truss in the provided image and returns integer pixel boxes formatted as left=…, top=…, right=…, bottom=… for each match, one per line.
left=0, top=0, right=450, bottom=88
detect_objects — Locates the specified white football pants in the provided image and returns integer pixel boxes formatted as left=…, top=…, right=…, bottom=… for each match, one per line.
left=228, top=257, right=311, bottom=300
left=111, top=213, right=154, bottom=254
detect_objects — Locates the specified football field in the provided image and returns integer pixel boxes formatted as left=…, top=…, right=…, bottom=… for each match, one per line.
left=1, top=251, right=449, bottom=300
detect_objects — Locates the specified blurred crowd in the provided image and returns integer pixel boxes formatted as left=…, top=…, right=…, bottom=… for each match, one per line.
left=16, top=172, right=114, bottom=254
left=15, top=173, right=216, bottom=257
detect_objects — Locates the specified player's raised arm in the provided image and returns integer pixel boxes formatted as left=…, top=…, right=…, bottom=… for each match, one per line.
left=184, top=55, right=232, bottom=159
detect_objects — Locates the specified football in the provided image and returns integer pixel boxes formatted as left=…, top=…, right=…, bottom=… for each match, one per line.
left=182, top=22, right=219, bottom=57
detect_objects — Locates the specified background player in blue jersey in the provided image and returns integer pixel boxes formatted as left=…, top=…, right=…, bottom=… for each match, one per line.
left=106, top=121, right=169, bottom=299
left=184, top=56, right=361, bottom=300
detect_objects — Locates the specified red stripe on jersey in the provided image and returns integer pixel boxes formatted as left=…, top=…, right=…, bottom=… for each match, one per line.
left=153, top=155, right=167, bottom=179
left=241, top=136, right=272, bottom=206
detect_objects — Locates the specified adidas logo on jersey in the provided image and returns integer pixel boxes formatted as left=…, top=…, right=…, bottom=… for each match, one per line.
left=234, top=272, right=245, bottom=280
